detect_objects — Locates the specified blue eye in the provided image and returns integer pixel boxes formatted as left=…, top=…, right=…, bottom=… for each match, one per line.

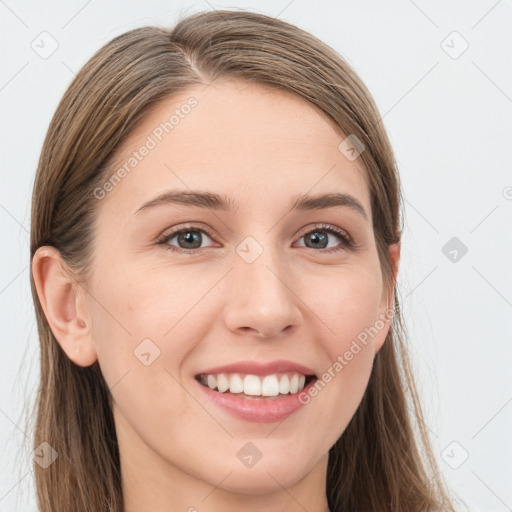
left=156, top=224, right=216, bottom=252
left=156, top=223, right=353, bottom=254
left=295, top=224, right=352, bottom=252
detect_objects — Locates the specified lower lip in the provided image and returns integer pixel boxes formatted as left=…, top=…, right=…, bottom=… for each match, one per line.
left=195, top=377, right=317, bottom=423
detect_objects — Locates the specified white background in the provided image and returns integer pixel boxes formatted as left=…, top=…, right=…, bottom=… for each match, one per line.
left=1, top=1, right=511, bottom=511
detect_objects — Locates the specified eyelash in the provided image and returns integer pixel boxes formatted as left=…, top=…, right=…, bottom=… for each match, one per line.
left=155, top=222, right=354, bottom=255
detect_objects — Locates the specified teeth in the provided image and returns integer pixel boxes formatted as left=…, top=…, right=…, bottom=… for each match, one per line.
left=289, top=374, right=299, bottom=394
left=207, top=374, right=217, bottom=389
left=279, top=374, right=290, bottom=395
left=199, top=372, right=310, bottom=396
left=261, top=375, right=280, bottom=396
left=243, top=375, right=261, bottom=395
left=217, top=373, right=230, bottom=393
left=229, top=374, right=243, bottom=394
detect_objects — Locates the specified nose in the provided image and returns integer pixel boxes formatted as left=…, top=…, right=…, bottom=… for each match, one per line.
left=222, top=248, right=303, bottom=339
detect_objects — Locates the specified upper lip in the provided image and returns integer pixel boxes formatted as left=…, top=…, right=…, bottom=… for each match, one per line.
left=196, top=359, right=317, bottom=377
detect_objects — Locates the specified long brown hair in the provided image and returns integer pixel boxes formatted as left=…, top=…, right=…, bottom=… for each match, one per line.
left=29, top=10, right=460, bottom=511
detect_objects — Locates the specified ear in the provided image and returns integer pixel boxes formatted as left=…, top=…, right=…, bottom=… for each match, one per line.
left=374, top=242, right=401, bottom=354
left=31, top=246, right=97, bottom=367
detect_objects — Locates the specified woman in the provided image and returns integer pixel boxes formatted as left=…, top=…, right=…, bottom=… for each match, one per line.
left=29, top=9, right=460, bottom=512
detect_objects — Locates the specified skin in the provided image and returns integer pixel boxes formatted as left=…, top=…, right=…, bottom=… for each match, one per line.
left=32, top=79, right=400, bottom=512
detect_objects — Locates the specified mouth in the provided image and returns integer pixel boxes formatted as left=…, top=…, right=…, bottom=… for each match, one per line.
left=194, top=370, right=319, bottom=423
left=195, top=372, right=318, bottom=400
left=193, top=359, right=319, bottom=422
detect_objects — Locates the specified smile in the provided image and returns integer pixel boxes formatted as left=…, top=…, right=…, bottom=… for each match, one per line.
left=196, top=372, right=315, bottom=397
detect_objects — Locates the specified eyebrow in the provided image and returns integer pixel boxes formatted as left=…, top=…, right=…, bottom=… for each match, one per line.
left=134, top=190, right=368, bottom=221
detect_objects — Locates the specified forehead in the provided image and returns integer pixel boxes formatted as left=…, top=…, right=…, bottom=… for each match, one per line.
left=100, top=80, right=370, bottom=217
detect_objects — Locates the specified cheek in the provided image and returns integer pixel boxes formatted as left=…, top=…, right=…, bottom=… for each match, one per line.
left=312, top=263, right=384, bottom=353
left=89, top=251, right=202, bottom=345
left=87, top=260, right=212, bottom=404
left=298, top=265, right=385, bottom=438
left=87, top=271, right=205, bottom=444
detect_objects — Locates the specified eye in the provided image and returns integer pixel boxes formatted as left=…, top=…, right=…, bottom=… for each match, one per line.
left=155, top=224, right=217, bottom=253
left=295, top=223, right=353, bottom=253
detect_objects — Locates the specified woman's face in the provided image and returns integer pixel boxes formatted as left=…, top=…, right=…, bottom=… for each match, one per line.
left=74, top=80, right=398, bottom=504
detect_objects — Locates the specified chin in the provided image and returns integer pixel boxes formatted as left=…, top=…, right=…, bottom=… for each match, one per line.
left=216, top=466, right=307, bottom=495
left=206, top=451, right=314, bottom=495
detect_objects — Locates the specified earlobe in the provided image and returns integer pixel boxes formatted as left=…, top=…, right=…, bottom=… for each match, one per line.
left=31, top=246, right=98, bottom=367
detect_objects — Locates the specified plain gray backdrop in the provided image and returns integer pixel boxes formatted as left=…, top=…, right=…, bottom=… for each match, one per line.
left=1, top=1, right=511, bottom=511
